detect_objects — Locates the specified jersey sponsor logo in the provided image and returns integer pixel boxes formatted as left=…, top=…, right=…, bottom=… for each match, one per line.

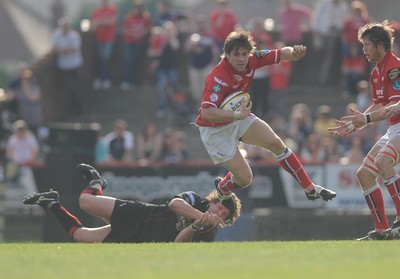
left=388, top=68, right=400, bottom=80
left=213, top=84, right=221, bottom=93
left=393, top=80, right=400, bottom=90
left=254, top=49, right=271, bottom=58
left=210, top=93, right=218, bottom=102
left=213, top=76, right=228, bottom=86
left=233, top=74, right=242, bottom=81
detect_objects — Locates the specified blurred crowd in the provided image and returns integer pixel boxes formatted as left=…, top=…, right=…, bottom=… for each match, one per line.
left=1, top=0, right=400, bottom=172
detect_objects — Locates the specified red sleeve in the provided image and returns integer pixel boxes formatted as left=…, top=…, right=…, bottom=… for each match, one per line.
left=253, top=49, right=281, bottom=68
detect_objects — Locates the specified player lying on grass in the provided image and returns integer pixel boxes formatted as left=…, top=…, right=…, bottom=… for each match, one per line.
left=23, top=164, right=241, bottom=243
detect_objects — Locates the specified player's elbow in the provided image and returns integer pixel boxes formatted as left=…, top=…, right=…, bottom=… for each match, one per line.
left=201, top=107, right=214, bottom=121
left=168, top=198, right=182, bottom=211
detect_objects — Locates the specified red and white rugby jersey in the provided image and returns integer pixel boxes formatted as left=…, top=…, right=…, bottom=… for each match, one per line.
left=196, top=49, right=281, bottom=127
left=370, top=51, right=400, bottom=125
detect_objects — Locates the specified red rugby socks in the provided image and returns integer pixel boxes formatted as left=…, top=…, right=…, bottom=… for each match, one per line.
left=277, top=148, right=314, bottom=192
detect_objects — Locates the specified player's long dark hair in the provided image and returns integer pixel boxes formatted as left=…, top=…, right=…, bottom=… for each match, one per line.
left=357, top=20, right=395, bottom=51
left=221, top=30, right=256, bottom=59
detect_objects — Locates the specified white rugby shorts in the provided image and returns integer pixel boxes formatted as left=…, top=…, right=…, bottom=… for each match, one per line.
left=375, top=122, right=400, bottom=147
left=199, top=115, right=257, bottom=164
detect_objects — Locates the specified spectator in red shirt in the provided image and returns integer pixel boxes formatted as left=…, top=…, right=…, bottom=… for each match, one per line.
left=91, top=0, right=118, bottom=90
left=209, top=0, right=237, bottom=51
left=120, top=0, right=152, bottom=90
left=277, top=0, right=312, bottom=45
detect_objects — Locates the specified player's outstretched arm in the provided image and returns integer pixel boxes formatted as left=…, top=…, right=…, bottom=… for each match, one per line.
left=280, top=45, right=306, bottom=61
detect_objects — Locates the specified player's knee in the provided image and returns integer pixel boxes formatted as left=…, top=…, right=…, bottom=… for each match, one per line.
left=356, top=166, right=367, bottom=181
left=374, top=154, right=394, bottom=172
left=79, top=193, right=93, bottom=212
left=235, top=172, right=253, bottom=188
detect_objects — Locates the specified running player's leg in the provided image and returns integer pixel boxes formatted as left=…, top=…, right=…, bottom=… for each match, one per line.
left=375, top=136, right=400, bottom=236
left=242, top=118, right=336, bottom=201
left=215, top=149, right=253, bottom=199
left=356, top=144, right=390, bottom=239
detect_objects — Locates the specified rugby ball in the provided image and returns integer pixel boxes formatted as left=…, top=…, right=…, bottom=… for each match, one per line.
left=219, top=91, right=251, bottom=112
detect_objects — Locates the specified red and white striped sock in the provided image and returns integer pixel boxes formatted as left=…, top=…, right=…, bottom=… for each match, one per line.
left=363, top=185, right=389, bottom=232
left=277, top=148, right=314, bottom=192
left=383, top=174, right=400, bottom=221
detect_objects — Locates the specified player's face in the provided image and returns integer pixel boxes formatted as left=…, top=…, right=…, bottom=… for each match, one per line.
left=226, top=47, right=250, bottom=73
left=361, top=38, right=380, bottom=63
left=209, top=202, right=230, bottom=221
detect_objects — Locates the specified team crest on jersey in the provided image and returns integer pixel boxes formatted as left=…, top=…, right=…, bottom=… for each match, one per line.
left=213, top=76, right=228, bottom=86
left=254, top=49, right=271, bottom=58
left=233, top=74, right=242, bottom=81
left=393, top=80, right=400, bottom=90
left=210, top=93, right=218, bottom=102
left=213, top=84, right=221, bottom=93
left=388, top=68, right=400, bottom=80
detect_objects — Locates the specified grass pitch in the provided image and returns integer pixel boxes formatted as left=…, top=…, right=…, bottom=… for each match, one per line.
left=1, top=241, right=398, bottom=278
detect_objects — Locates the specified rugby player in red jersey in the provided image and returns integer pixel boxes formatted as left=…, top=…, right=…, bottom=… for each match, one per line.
left=195, top=30, right=336, bottom=204
left=329, top=20, right=400, bottom=240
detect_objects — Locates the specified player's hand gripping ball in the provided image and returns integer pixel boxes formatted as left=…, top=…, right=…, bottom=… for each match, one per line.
left=219, top=91, right=251, bottom=112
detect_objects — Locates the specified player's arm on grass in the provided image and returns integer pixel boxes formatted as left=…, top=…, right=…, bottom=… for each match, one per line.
left=174, top=213, right=222, bottom=242
left=169, top=197, right=223, bottom=227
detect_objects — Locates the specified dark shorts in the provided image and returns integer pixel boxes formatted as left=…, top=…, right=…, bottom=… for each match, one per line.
left=103, top=199, right=178, bottom=243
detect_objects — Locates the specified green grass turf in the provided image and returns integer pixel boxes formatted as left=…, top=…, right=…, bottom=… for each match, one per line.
left=0, top=241, right=399, bottom=278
